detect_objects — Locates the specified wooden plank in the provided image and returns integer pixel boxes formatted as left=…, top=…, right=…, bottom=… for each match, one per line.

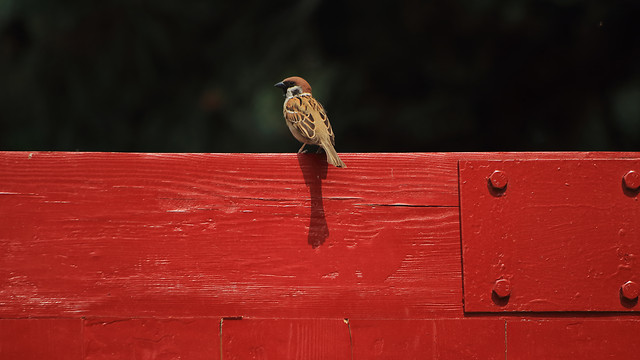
left=0, top=152, right=462, bottom=206
left=434, top=319, right=505, bottom=359
left=221, top=319, right=350, bottom=359
left=0, top=319, right=82, bottom=360
left=83, top=318, right=220, bottom=360
left=507, top=319, right=640, bottom=359
left=0, top=205, right=462, bottom=318
left=350, top=319, right=505, bottom=360
left=460, top=159, right=640, bottom=312
left=0, top=152, right=462, bottom=318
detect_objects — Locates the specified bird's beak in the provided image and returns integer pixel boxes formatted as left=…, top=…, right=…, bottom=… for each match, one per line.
left=274, top=81, right=287, bottom=96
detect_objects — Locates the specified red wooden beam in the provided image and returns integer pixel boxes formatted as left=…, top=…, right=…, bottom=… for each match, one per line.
left=84, top=318, right=220, bottom=359
left=0, top=319, right=82, bottom=360
left=221, top=319, right=351, bottom=359
left=350, top=319, right=505, bottom=359
left=1, top=152, right=639, bottom=359
left=507, top=319, right=640, bottom=359
left=0, top=152, right=465, bottom=318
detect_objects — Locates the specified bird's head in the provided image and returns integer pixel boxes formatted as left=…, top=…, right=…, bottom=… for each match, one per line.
left=274, top=76, right=312, bottom=97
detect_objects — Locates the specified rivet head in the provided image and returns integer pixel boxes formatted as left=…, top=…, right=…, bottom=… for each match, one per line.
left=493, top=279, right=511, bottom=298
left=621, top=281, right=639, bottom=300
left=623, top=171, right=640, bottom=191
left=488, top=170, right=508, bottom=190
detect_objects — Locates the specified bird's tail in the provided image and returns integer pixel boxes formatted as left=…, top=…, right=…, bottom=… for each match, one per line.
left=322, top=142, right=346, bottom=168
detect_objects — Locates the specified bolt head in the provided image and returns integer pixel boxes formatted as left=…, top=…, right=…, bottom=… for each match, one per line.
left=621, top=281, right=639, bottom=300
left=623, top=171, right=640, bottom=191
left=493, top=279, right=511, bottom=298
left=489, top=170, right=508, bottom=190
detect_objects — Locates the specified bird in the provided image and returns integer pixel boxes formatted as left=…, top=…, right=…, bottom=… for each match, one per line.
left=274, top=76, right=346, bottom=168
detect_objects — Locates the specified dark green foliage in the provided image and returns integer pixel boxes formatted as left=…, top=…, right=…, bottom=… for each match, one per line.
left=1, top=1, right=639, bottom=152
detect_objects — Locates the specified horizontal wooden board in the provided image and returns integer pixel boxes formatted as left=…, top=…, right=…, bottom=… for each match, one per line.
left=221, top=319, right=351, bottom=359
left=84, top=318, right=220, bottom=360
left=350, top=319, right=505, bottom=360
left=0, top=152, right=462, bottom=318
left=0, top=319, right=82, bottom=360
left=0, top=152, right=462, bottom=207
left=460, top=159, right=640, bottom=312
left=0, top=205, right=462, bottom=318
left=507, top=319, right=640, bottom=359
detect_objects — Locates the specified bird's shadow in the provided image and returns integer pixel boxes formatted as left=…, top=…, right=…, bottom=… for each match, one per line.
left=297, top=153, right=329, bottom=248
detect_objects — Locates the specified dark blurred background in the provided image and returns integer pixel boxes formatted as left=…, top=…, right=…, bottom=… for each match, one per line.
left=1, top=1, right=639, bottom=153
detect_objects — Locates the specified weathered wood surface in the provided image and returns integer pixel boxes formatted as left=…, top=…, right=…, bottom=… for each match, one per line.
left=222, top=319, right=351, bottom=359
left=84, top=318, right=220, bottom=360
left=0, top=319, right=83, bottom=360
left=1, top=152, right=464, bottom=318
left=1, top=151, right=640, bottom=359
left=507, top=319, right=640, bottom=359
left=3, top=317, right=640, bottom=359
left=2, top=151, right=637, bottom=318
left=350, top=319, right=505, bottom=359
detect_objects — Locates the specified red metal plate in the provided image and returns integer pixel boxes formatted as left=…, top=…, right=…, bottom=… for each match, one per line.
left=460, top=159, right=640, bottom=312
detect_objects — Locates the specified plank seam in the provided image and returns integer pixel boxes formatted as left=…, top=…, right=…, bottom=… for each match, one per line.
left=345, top=318, right=353, bottom=360
left=354, top=204, right=459, bottom=208
left=504, top=320, right=508, bottom=360
left=81, top=318, right=85, bottom=360
left=457, top=160, right=467, bottom=313
left=219, top=318, right=223, bottom=360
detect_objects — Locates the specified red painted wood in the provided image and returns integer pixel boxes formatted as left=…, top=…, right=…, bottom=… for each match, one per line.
left=0, top=152, right=461, bottom=318
left=221, top=319, right=350, bottom=359
left=2, top=152, right=640, bottom=357
left=83, top=318, right=220, bottom=360
left=434, top=319, right=505, bottom=359
left=0, top=319, right=82, bottom=359
left=460, top=159, right=640, bottom=312
left=1, top=152, right=639, bottom=321
left=350, top=319, right=505, bottom=360
left=0, top=151, right=461, bottom=206
left=507, top=319, right=640, bottom=359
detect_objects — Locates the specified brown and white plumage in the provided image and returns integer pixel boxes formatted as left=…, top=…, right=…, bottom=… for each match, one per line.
left=274, top=76, right=346, bottom=168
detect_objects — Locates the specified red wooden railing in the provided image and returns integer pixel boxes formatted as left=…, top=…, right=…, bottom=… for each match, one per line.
left=0, top=151, right=638, bottom=359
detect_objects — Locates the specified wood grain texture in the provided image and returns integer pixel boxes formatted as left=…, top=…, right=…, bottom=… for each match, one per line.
left=2, top=152, right=640, bottom=356
left=0, top=319, right=82, bottom=359
left=84, top=318, right=220, bottom=360
left=460, top=159, right=640, bottom=312
left=507, top=319, right=640, bottom=359
left=350, top=319, right=505, bottom=360
left=0, top=152, right=462, bottom=318
left=1, top=152, right=639, bottom=320
left=221, top=319, right=351, bottom=360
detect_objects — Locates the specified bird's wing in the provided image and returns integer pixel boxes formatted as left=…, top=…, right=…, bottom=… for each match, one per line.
left=284, top=95, right=335, bottom=145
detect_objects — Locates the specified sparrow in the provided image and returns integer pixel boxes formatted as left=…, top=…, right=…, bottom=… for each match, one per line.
left=274, top=76, right=346, bottom=168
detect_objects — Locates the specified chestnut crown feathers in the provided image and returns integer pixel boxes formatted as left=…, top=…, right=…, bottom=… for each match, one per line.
left=274, top=76, right=312, bottom=95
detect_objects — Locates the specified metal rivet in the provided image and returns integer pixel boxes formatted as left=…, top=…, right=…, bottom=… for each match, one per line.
left=489, top=170, right=508, bottom=190
left=623, top=171, right=640, bottom=191
left=621, top=281, right=639, bottom=300
left=493, top=279, right=511, bottom=298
